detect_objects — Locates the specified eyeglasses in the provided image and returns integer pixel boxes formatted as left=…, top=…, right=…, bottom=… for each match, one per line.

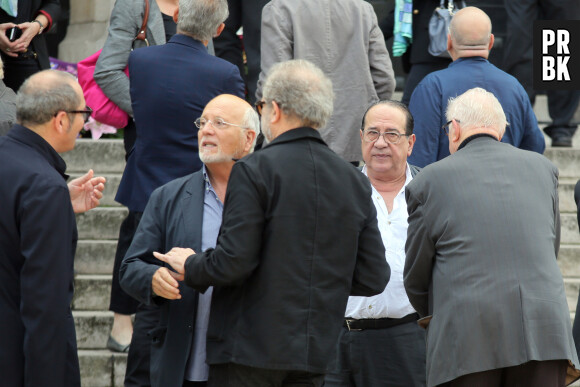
left=255, top=100, right=266, bottom=116
left=442, top=119, right=460, bottom=135
left=56, top=106, right=93, bottom=123
left=363, top=129, right=408, bottom=144
left=194, top=117, right=246, bottom=130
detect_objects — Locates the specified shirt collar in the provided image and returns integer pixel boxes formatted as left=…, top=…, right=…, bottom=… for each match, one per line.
left=361, top=163, right=413, bottom=195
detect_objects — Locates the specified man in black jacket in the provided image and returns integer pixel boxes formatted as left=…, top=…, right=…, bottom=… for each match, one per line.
left=156, top=59, right=389, bottom=387
left=0, top=70, right=104, bottom=387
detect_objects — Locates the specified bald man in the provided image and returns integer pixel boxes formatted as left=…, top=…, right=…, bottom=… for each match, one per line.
left=119, top=95, right=260, bottom=387
left=407, top=6, right=545, bottom=168
left=0, top=70, right=101, bottom=386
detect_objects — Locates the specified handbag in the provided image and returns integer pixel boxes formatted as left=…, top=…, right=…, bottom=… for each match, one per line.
left=428, top=0, right=466, bottom=58
left=77, top=0, right=150, bottom=128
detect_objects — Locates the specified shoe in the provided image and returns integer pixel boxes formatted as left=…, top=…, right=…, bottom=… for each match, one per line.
left=552, top=136, right=572, bottom=147
left=107, top=335, right=130, bottom=353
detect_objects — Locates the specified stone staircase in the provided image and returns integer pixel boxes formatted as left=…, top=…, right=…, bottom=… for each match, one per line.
left=62, top=140, right=128, bottom=386
left=62, top=96, right=580, bottom=386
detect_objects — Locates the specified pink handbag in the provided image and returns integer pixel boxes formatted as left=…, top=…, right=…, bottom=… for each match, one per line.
left=77, top=51, right=130, bottom=128
left=76, top=0, right=150, bottom=129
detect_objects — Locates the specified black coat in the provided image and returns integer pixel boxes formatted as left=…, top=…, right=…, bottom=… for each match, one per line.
left=185, top=127, right=390, bottom=373
left=0, top=125, right=79, bottom=386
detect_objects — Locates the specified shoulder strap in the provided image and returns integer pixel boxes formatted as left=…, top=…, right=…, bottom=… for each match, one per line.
left=134, top=0, right=150, bottom=45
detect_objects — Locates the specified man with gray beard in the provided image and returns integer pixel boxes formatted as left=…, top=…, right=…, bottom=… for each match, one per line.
left=156, top=60, right=389, bottom=386
left=120, top=95, right=259, bottom=387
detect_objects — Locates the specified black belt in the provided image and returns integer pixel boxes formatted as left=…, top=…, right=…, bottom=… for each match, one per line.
left=343, top=313, right=419, bottom=331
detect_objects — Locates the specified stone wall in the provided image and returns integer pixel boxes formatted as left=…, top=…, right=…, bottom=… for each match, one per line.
left=58, top=0, right=115, bottom=63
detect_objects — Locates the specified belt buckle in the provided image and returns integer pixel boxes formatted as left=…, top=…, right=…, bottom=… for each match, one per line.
left=345, top=319, right=362, bottom=331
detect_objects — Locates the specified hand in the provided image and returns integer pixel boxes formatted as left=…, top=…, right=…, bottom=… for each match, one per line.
left=153, top=247, right=196, bottom=276
left=152, top=267, right=184, bottom=300
left=68, top=169, right=106, bottom=214
left=0, top=23, right=19, bottom=57
left=12, top=21, right=40, bottom=53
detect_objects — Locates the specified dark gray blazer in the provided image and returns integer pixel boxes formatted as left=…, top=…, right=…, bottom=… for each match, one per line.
left=119, top=171, right=205, bottom=387
left=404, top=136, right=579, bottom=387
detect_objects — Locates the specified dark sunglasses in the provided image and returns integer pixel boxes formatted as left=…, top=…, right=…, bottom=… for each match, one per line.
left=55, top=106, right=93, bottom=123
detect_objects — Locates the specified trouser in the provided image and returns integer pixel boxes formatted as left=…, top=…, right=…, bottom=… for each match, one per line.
left=109, top=210, right=142, bottom=315
left=502, top=0, right=580, bottom=139
left=325, top=316, right=426, bottom=387
left=207, top=363, right=325, bottom=387
left=124, top=303, right=160, bottom=387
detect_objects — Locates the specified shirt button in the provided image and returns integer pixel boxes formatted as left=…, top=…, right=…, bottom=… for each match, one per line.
left=387, top=221, right=391, bottom=225
left=188, top=325, right=193, bottom=332
left=368, top=305, right=373, bottom=310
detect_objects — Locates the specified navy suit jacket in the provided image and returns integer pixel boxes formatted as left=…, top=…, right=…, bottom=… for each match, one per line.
left=116, top=34, right=245, bottom=212
left=408, top=57, right=545, bottom=168
left=119, top=171, right=205, bottom=387
left=0, top=125, right=80, bottom=386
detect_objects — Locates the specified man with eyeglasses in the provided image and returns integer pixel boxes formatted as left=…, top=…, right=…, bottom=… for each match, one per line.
left=119, top=94, right=258, bottom=387
left=155, top=59, right=389, bottom=387
left=325, top=100, right=426, bottom=387
left=407, top=7, right=545, bottom=168
left=0, top=69, right=107, bottom=386
left=405, top=88, right=580, bottom=387
left=109, top=1, right=245, bottom=384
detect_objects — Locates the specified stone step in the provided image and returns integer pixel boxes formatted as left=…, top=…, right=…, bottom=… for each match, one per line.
left=558, top=245, right=580, bottom=278
left=76, top=207, right=128, bottom=240
left=62, top=139, right=125, bottom=174
left=69, top=172, right=123, bottom=208
left=78, top=350, right=127, bottom=387
left=566, top=278, right=580, bottom=314
left=560, top=178, right=579, bottom=214
left=76, top=240, right=117, bottom=275
left=74, top=275, right=112, bottom=311
left=74, top=311, right=113, bottom=350
left=561, top=213, right=579, bottom=245
left=545, top=148, right=580, bottom=179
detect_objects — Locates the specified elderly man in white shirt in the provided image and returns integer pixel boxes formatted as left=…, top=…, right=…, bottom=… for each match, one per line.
left=325, top=100, right=426, bottom=387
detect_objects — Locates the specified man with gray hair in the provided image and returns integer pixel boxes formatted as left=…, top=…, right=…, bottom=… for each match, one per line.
left=0, top=70, right=106, bottom=386
left=407, top=6, right=545, bottom=168
left=404, top=87, right=580, bottom=387
left=112, top=0, right=245, bottom=385
left=155, top=59, right=389, bottom=386
left=119, top=94, right=259, bottom=387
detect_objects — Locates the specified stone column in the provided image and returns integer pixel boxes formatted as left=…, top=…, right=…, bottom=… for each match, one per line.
left=58, top=0, right=116, bottom=63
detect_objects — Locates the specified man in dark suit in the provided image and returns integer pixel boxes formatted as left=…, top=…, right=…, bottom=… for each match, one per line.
left=112, top=0, right=245, bottom=385
left=404, top=87, right=580, bottom=387
left=156, top=59, right=389, bottom=387
left=0, top=70, right=105, bottom=387
left=119, top=94, right=259, bottom=387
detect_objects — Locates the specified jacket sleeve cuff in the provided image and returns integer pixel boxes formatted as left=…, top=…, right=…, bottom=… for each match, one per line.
left=36, top=10, right=53, bottom=31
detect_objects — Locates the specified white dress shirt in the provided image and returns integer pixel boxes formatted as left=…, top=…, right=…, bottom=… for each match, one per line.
left=344, top=164, right=416, bottom=319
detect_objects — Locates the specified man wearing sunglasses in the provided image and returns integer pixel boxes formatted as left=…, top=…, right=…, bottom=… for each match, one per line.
left=0, top=69, right=106, bottom=387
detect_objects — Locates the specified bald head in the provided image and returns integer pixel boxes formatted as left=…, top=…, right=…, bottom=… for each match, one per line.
left=17, top=70, right=82, bottom=126
left=448, top=7, right=493, bottom=59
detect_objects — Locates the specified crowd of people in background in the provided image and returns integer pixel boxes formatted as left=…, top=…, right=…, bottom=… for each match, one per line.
left=1, top=0, right=580, bottom=386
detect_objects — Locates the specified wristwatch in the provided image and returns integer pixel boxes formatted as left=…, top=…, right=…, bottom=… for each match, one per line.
left=32, top=19, right=44, bottom=35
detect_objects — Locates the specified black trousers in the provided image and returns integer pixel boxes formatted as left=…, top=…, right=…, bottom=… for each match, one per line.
left=1, top=54, right=41, bottom=92
left=207, top=363, right=325, bottom=387
left=438, top=360, right=568, bottom=387
left=324, top=320, right=426, bottom=387
left=213, top=0, right=269, bottom=104
left=571, top=181, right=580, bottom=358
left=502, top=0, right=580, bottom=139
left=109, top=210, right=142, bottom=315
left=124, top=303, right=160, bottom=387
